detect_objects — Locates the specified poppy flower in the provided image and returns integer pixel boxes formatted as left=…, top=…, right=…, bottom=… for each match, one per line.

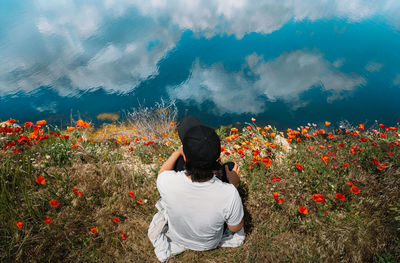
left=298, top=206, right=308, bottom=215
left=358, top=124, right=364, bottom=130
left=273, top=192, right=279, bottom=201
left=321, top=155, right=329, bottom=164
left=36, top=120, right=47, bottom=125
left=380, top=133, right=386, bottom=138
left=49, top=199, right=60, bottom=207
left=336, top=193, right=345, bottom=201
left=137, top=198, right=143, bottom=204
left=271, top=177, right=281, bottom=182
left=312, top=194, right=325, bottom=202
left=338, top=142, right=345, bottom=147
left=325, top=121, right=331, bottom=126
left=347, top=181, right=353, bottom=186
left=36, top=176, right=46, bottom=185
left=251, top=117, right=256, bottom=122
left=24, top=122, right=33, bottom=129
left=44, top=216, right=52, bottom=224
left=67, top=127, right=75, bottom=131
left=270, top=132, right=276, bottom=137
left=277, top=198, right=284, bottom=203
left=261, top=157, right=271, bottom=167
left=7, top=119, right=16, bottom=123
left=15, top=221, right=24, bottom=229
left=221, top=146, right=226, bottom=152
left=169, top=122, right=175, bottom=126
left=231, top=128, right=238, bottom=132
left=90, top=227, right=98, bottom=234
left=112, top=217, right=119, bottom=224
left=387, top=152, right=393, bottom=157
left=128, top=191, right=135, bottom=198
left=377, top=164, right=387, bottom=170
left=350, top=186, right=360, bottom=194
left=296, top=163, right=303, bottom=171
left=121, top=232, right=127, bottom=239
left=379, top=123, right=385, bottom=127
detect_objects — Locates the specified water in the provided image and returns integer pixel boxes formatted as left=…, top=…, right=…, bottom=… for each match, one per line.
left=1, top=1, right=400, bottom=129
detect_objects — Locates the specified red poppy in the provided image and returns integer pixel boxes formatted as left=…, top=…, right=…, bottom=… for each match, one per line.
left=221, top=146, right=226, bottom=152
left=121, top=232, right=127, bottom=239
left=379, top=123, right=385, bottom=127
left=347, top=181, right=353, bottom=186
left=321, top=155, right=329, bottom=164
left=36, top=176, right=46, bottom=185
left=380, top=133, right=386, bottom=138
left=298, top=206, right=308, bottom=215
left=15, top=221, right=24, bottom=229
left=371, top=142, right=377, bottom=146
left=90, top=227, right=98, bottom=233
left=24, top=122, right=33, bottom=129
left=7, top=119, right=16, bottom=123
left=358, top=124, right=364, bottom=130
left=271, top=177, right=281, bottom=182
left=296, top=163, right=303, bottom=171
left=49, top=199, right=60, bottom=207
left=273, top=192, right=279, bottom=201
left=338, top=142, right=345, bottom=147
left=44, top=216, right=52, bottom=224
left=336, top=193, right=345, bottom=201
left=112, top=217, right=119, bottom=224
left=387, top=152, right=393, bottom=157
left=312, top=194, right=325, bottom=202
left=343, top=163, right=349, bottom=167
left=261, top=157, right=271, bottom=167
left=350, top=186, right=360, bottom=194
left=128, top=191, right=135, bottom=198
left=277, top=198, right=284, bottom=203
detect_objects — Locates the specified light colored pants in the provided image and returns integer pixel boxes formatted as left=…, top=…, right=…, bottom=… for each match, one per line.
left=148, top=199, right=245, bottom=262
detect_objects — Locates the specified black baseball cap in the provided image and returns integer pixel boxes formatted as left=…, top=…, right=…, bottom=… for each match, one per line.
left=178, top=116, right=221, bottom=170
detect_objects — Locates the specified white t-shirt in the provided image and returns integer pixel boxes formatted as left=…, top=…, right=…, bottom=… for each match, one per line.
left=157, top=170, right=244, bottom=251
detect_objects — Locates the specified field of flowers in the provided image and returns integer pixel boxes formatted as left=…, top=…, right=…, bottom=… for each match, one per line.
left=1, top=112, right=399, bottom=262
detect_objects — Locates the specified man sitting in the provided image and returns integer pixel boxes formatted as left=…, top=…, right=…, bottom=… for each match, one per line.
left=148, top=116, right=245, bottom=262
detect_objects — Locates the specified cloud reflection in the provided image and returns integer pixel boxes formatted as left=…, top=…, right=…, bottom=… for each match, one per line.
left=168, top=51, right=366, bottom=114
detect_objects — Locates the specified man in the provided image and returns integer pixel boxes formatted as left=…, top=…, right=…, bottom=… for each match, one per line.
left=148, top=116, right=245, bottom=262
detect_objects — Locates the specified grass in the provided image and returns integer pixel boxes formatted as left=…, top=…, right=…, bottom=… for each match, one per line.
left=0, top=109, right=399, bottom=262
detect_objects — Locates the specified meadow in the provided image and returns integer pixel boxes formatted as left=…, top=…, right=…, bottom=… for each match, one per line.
left=1, top=106, right=399, bottom=262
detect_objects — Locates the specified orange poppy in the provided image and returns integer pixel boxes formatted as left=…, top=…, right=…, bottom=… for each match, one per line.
left=43, top=216, right=52, bottom=224
left=137, top=198, right=143, bottom=204
left=380, top=133, right=386, bottom=138
left=325, top=121, right=331, bottom=126
left=121, top=232, right=127, bottom=239
left=221, top=146, right=226, bottom=152
left=170, top=122, right=175, bottom=126
left=49, top=199, right=60, bottom=207
left=358, top=124, right=364, bottom=130
left=336, top=193, right=345, bottom=201
left=350, top=186, right=360, bottom=194
left=36, top=120, right=47, bottom=125
left=321, top=155, right=329, bottom=164
left=273, top=192, right=279, bottom=200
left=231, top=128, right=238, bottom=132
left=36, top=176, right=46, bottom=185
left=312, top=194, right=325, bottom=202
left=67, top=127, right=75, bottom=131
left=298, top=206, right=308, bottom=215
left=90, top=227, right=98, bottom=233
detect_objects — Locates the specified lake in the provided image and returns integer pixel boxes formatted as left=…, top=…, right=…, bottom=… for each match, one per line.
left=1, top=1, right=400, bottom=129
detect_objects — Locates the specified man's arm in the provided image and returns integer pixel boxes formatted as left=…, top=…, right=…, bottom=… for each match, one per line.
left=227, top=217, right=244, bottom=232
left=158, top=147, right=185, bottom=175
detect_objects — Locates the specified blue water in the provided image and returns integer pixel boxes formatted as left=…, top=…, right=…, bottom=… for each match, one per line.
left=1, top=1, right=400, bottom=129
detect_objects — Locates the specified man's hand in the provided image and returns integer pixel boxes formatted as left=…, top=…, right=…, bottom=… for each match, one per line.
left=225, top=162, right=240, bottom=188
left=158, top=147, right=185, bottom=175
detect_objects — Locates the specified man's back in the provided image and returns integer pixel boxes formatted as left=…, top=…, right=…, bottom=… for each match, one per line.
left=157, top=170, right=244, bottom=251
